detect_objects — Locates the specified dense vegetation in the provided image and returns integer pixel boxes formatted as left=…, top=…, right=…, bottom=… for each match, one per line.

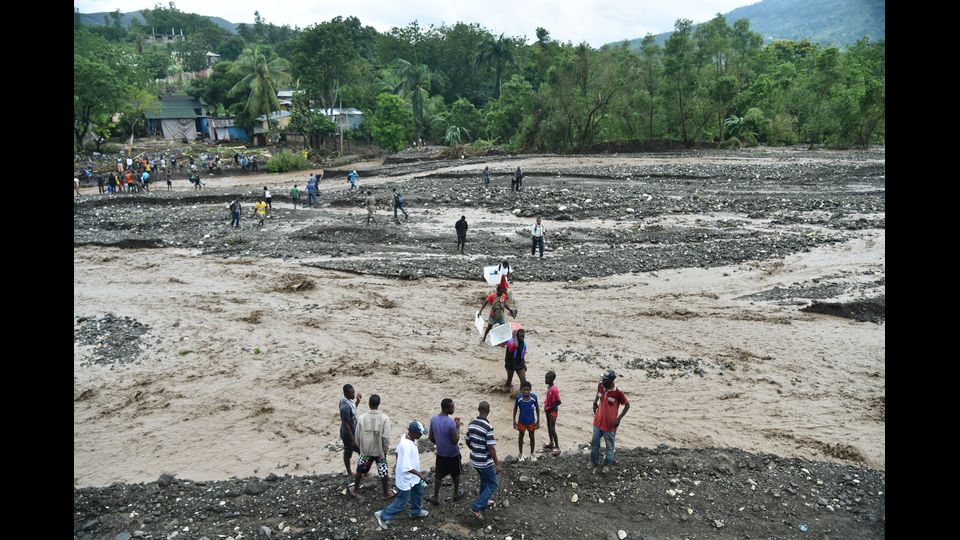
left=74, top=3, right=884, bottom=153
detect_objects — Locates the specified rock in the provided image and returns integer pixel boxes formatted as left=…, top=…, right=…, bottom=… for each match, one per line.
left=157, top=474, right=176, bottom=488
left=502, top=499, right=510, bottom=508
left=245, top=481, right=270, bottom=495
left=618, top=531, right=627, bottom=539
left=81, top=519, right=99, bottom=531
left=626, top=208, right=635, bottom=213
left=265, top=473, right=279, bottom=482
left=115, top=533, right=133, bottom=540
left=713, top=519, right=725, bottom=528
left=571, top=493, right=579, bottom=503
left=258, top=526, right=272, bottom=537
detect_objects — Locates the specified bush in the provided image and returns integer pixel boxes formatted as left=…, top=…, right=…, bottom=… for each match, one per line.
left=265, top=150, right=307, bottom=173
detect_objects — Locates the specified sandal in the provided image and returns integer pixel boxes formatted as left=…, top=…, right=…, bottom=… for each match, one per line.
left=470, top=509, right=484, bottom=519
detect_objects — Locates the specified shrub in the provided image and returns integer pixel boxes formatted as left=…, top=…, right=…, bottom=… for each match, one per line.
left=265, top=150, right=307, bottom=173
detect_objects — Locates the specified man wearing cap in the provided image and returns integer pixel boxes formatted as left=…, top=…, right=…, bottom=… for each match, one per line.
left=374, top=420, right=430, bottom=529
left=590, top=369, right=630, bottom=474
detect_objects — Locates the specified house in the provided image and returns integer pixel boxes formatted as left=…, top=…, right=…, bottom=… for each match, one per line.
left=318, top=108, right=365, bottom=131
left=205, top=52, right=221, bottom=68
left=252, top=110, right=293, bottom=146
left=144, top=96, right=207, bottom=140
left=277, top=90, right=295, bottom=111
left=144, top=28, right=185, bottom=46
left=203, top=117, right=249, bottom=143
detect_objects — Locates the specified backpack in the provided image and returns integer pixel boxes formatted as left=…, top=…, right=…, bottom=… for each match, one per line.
left=395, top=193, right=404, bottom=205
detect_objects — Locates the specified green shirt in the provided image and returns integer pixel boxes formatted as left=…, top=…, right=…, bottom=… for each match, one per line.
left=290, top=187, right=300, bottom=199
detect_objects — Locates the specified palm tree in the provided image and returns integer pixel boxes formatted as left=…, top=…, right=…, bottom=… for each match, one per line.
left=391, top=59, right=432, bottom=139
left=229, top=45, right=292, bottom=131
left=475, top=34, right=516, bottom=99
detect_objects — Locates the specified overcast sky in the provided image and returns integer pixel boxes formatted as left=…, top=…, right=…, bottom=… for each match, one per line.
left=75, top=0, right=760, bottom=48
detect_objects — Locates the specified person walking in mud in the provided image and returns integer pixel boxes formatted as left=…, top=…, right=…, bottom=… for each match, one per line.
left=74, top=176, right=81, bottom=197
left=590, top=369, right=630, bottom=474
left=513, top=166, right=524, bottom=192
left=290, top=184, right=300, bottom=210
left=255, top=199, right=267, bottom=226
left=366, top=191, right=379, bottom=225
left=307, top=177, right=318, bottom=207
left=165, top=168, right=172, bottom=191
left=478, top=284, right=516, bottom=344
left=348, top=170, right=359, bottom=191
left=466, top=400, right=501, bottom=519
left=392, top=188, right=409, bottom=223
left=455, top=215, right=468, bottom=254
left=339, top=384, right=363, bottom=476
left=96, top=173, right=105, bottom=194
left=483, top=165, right=491, bottom=187
left=504, top=328, right=528, bottom=389
left=351, top=394, right=396, bottom=501
left=531, top=216, right=546, bottom=258
left=427, top=398, right=464, bottom=506
left=229, top=196, right=242, bottom=228
left=263, top=186, right=273, bottom=214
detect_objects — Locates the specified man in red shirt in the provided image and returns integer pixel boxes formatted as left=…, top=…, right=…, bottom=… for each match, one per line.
left=478, top=285, right=516, bottom=344
left=591, top=369, right=630, bottom=474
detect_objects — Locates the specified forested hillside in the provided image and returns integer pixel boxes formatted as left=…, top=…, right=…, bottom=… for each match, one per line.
left=74, top=3, right=884, bottom=153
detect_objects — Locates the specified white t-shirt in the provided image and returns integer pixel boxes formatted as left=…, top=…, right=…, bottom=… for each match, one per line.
left=531, top=223, right=545, bottom=237
left=393, top=435, right=421, bottom=491
left=264, top=190, right=272, bottom=199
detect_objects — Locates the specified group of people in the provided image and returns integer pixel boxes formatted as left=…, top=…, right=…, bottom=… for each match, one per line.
left=364, top=188, right=409, bottom=225
left=336, top=364, right=629, bottom=529
left=227, top=186, right=273, bottom=227
left=479, top=166, right=524, bottom=191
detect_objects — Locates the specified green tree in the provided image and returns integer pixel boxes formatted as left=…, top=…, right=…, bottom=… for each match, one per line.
left=663, top=19, right=697, bottom=144
left=370, top=93, right=414, bottom=152
left=74, top=54, right=126, bottom=151
left=475, top=34, right=517, bottom=99
left=229, top=45, right=292, bottom=130
left=120, top=89, right=162, bottom=145
left=391, top=59, right=432, bottom=139
left=290, top=21, right=361, bottom=112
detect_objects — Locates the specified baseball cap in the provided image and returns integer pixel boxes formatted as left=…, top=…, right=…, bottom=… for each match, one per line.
left=408, top=420, right=426, bottom=434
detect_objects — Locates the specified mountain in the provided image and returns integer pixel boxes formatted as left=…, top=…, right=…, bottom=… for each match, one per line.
left=76, top=10, right=240, bottom=35
left=611, top=0, right=884, bottom=50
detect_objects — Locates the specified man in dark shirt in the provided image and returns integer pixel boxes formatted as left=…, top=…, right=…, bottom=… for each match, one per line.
left=339, top=384, right=362, bottom=476
left=455, top=216, right=468, bottom=254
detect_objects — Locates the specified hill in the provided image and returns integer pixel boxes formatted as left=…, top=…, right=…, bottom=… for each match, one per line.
left=76, top=9, right=240, bottom=34
left=613, top=0, right=885, bottom=50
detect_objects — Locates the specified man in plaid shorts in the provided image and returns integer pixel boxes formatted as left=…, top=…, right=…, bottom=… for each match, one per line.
left=351, top=394, right=397, bottom=500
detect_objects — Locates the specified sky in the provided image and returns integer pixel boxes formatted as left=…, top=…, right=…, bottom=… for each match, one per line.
left=74, top=0, right=760, bottom=48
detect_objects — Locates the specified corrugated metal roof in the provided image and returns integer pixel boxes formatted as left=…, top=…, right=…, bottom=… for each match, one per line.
left=145, top=96, right=203, bottom=120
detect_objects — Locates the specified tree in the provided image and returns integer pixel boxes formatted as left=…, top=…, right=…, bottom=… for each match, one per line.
left=289, top=90, right=338, bottom=149
left=290, top=21, right=360, bottom=112
left=370, top=93, right=414, bottom=152
left=391, top=59, right=432, bottom=139
left=229, top=45, right=292, bottom=131
left=475, top=34, right=517, bottom=99
left=663, top=19, right=697, bottom=144
left=74, top=55, right=126, bottom=151
left=120, top=89, right=162, bottom=145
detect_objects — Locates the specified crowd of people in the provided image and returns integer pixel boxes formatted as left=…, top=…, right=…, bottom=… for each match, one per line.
left=338, top=251, right=630, bottom=530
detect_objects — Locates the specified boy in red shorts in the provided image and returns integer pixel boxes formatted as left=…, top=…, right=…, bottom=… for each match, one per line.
left=512, top=380, right=540, bottom=461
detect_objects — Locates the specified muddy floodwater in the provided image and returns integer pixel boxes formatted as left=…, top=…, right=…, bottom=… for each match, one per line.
left=74, top=147, right=885, bottom=539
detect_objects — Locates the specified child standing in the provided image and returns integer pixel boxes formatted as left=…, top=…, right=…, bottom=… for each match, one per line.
left=512, top=381, right=540, bottom=461
left=255, top=199, right=267, bottom=226
left=543, top=371, right=561, bottom=455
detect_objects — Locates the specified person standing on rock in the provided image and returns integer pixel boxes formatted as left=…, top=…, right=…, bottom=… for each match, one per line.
left=96, top=173, right=105, bottom=194
left=351, top=394, right=396, bottom=500
left=531, top=216, right=546, bottom=258
left=365, top=191, right=378, bottom=225
left=348, top=170, right=359, bottom=191
left=542, top=371, right=561, bottom=455
left=590, top=369, right=630, bottom=474
left=392, top=188, right=409, bottom=222
left=427, top=398, right=463, bottom=506
left=466, top=400, right=501, bottom=519
left=339, top=384, right=363, bottom=476
left=512, top=380, right=540, bottom=461
left=513, top=166, right=524, bottom=192
left=290, top=184, right=300, bottom=210
left=373, top=420, right=430, bottom=529
left=455, top=216, right=468, bottom=254
left=229, top=196, right=242, bottom=228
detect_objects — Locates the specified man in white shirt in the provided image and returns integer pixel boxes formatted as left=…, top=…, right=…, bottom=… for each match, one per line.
left=374, top=420, right=430, bottom=529
left=531, top=216, right=546, bottom=258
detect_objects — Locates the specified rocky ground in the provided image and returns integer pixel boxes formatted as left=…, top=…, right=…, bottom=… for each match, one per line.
left=74, top=147, right=885, bottom=539
left=74, top=446, right=885, bottom=540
